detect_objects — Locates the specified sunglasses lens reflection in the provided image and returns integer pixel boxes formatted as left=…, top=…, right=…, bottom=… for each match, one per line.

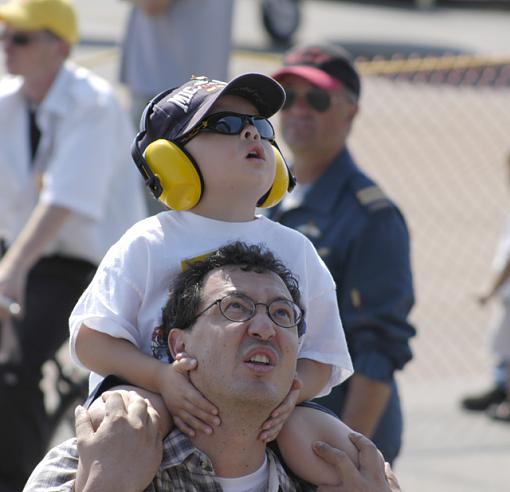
left=205, top=114, right=275, bottom=140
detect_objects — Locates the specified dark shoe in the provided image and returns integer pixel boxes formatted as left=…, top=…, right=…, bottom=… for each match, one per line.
left=460, top=386, right=507, bottom=411
left=487, top=401, right=510, bottom=422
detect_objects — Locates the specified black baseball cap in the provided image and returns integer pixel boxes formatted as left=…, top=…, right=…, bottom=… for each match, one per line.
left=138, top=73, right=286, bottom=151
left=272, top=43, right=361, bottom=100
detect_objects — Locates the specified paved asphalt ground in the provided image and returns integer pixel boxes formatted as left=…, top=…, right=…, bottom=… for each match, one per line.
left=2, top=0, right=510, bottom=490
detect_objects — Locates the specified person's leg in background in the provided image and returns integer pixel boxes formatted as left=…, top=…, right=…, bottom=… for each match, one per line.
left=0, top=256, right=95, bottom=492
left=486, top=302, right=510, bottom=421
left=486, top=360, right=510, bottom=422
left=460, top=360, right=508, bottom=411
left=461, top=300, right=510, bottom=413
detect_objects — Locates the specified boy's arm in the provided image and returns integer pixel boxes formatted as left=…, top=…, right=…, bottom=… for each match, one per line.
left=76, top=325, right=169, bottom=395
left=258, top=359, right=331, bottom=442
left=76, top=325, right=220, bottom=436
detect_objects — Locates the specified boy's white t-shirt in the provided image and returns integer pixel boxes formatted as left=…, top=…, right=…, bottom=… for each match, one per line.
left=69, top=211, right=353, bottom=394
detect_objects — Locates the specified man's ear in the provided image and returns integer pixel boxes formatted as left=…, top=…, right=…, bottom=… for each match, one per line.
left=347, top=102, right=359, bottom=125
left=168, top=329, right=187, bottom=359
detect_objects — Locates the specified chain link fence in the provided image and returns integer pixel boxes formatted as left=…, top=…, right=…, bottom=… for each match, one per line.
left=76, top=48, right=510, bottom=383
left=236, top=52, right=510, bottom=382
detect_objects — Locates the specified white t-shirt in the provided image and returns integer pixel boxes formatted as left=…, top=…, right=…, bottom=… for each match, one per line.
left=70, top=211, right=353, bottom=393
left=0, top=62, right=147, bottom=264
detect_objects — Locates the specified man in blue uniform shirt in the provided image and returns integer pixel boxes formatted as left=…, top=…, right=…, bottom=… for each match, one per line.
left=270, top=43, right=416, bottom=464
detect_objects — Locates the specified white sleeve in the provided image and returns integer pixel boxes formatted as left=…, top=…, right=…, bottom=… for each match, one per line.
left=68, top=229, right=147, bottom=369
left=40, top=95, right=132, bottom=221
left=298, top=243, right=353, bottom=397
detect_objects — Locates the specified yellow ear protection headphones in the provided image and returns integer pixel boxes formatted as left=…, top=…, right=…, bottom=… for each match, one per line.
left=131, top=90, right=296, bottom=210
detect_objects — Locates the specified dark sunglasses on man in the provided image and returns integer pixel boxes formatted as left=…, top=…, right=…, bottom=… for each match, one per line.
left=0, top=30, right=54, bottom=47
left=282, top=87, right=354, bottom=113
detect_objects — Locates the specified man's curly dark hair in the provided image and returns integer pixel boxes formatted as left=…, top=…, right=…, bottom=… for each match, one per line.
left=161, top=241, right=304, bottom=339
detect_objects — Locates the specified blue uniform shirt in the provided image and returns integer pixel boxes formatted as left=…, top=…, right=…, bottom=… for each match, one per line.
left=269, top=148, right=416, bottom=462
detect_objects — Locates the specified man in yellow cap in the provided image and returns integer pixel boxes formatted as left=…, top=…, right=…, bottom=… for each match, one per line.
left=0, top=1, right=146, bottom=489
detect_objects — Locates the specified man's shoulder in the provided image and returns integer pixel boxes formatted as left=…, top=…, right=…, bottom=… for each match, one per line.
left=23, top=438, right=78, bottom=491
left=60, top=62, right=119, bottom=110
left=345, top=168, right=397, bottom=215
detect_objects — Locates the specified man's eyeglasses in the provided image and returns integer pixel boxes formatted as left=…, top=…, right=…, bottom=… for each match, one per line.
left=196, top=112, right=276, bottom=141
left=0, top=30, right=53, bottom=47
left=282, top=87, right=347, bottom=113
left=194, top=293, right=303, bottom=330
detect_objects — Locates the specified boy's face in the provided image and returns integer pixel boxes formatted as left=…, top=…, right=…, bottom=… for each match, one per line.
left=184, top=95, right=276, bottom=207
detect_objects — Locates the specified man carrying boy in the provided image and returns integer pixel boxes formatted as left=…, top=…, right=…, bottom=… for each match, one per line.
left=25, top=242, right=401, bottom=492
left=68, top=72, right=359, bottom=485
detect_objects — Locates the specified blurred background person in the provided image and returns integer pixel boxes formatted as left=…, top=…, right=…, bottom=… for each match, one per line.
left=120, top=0, right=234, bottom=215
left=269, top=43, right=416, bottom=464
left=461, top=153, right=510, bottom=422
left=0, top=0, right=146, bottom=489
left=120, top=0, right=234, bottom=125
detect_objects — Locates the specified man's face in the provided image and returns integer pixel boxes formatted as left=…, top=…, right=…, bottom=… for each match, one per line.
left=171, top=266, right=299, bottom=409
left=1, top=25, right=61, bottom=77
left=278, top=74, right=358, bottom=158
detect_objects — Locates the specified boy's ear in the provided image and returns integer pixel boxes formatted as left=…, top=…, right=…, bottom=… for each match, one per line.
left=168, top=329, right=187, bottom=358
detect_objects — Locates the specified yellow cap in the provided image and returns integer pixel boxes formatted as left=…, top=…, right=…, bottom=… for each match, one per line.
left=0, top=0, right=78, bottom=45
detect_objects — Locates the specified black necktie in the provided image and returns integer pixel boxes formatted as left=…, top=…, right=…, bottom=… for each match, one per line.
left=28, top=108, right=41, bottom=163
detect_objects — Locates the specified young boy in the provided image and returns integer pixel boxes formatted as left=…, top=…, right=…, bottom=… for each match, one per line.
left=70, top=73, right=357, bottom=485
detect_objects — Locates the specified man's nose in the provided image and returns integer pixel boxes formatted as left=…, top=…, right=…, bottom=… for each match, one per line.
left=292, top=95, right=312, bottom=113
left=246, top=309, right=276, bottom=340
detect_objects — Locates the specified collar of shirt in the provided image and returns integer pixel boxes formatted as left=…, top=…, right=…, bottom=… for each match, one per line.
left=301, top=148, right=358, bottom=215
left=270, top=148, right=358, bottom=220
left=158, top=428, right=312, bottom=492
left=37, top=62, right=74, bottom=117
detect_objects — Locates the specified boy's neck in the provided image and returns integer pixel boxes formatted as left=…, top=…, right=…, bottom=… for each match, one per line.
left=190, top=201, right=257, bottom=222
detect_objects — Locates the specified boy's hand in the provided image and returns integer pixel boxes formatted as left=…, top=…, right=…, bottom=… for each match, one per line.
left=259, top=376, right=303, bottom=442
left=158, top=352, right=221, bottom=437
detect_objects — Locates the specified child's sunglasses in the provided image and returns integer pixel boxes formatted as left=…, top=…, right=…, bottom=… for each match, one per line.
left=196, top=111, right=276, bottom=141
left=282, top=87, right=339, bottom=113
